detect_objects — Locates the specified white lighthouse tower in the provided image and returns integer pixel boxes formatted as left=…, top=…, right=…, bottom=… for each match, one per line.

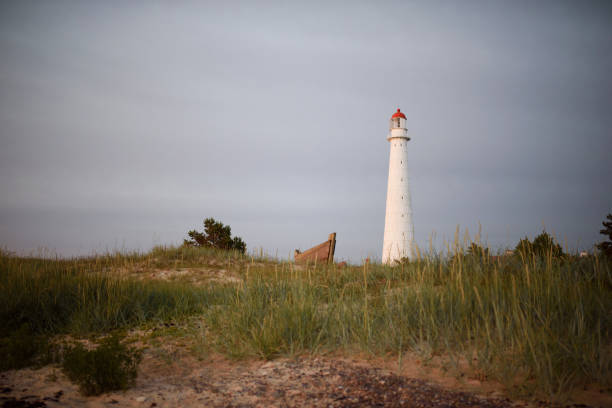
left=382, top=108, right=414, bottom=264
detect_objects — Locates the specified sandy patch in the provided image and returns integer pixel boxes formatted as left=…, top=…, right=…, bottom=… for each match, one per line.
left=0, top=353, right=563, bottom=408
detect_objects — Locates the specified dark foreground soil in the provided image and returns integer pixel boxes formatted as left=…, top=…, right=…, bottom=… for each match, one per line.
left=0, top=357, right=602, bottom=408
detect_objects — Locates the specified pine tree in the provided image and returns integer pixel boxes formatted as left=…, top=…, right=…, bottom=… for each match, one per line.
left=184, top=218, right=246, bottom=253
left=467, top=242, right=489, bottom=258
left=531, top=231, right=563, bottom=257
left=514, top=231, right=563, bottom=258
left=596, top=213, right=612, bottom=257
left=514, top=237, right=533, bottom=257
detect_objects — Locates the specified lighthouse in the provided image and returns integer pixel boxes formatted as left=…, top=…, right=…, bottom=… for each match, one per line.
left=382, top=108, right=414, bottom=264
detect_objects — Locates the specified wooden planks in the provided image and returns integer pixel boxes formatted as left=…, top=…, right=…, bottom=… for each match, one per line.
left=294, top=233, right=336, bottom=264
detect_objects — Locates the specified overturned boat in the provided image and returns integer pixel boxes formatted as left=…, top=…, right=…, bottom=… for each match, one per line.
left=294, top=233, right=336, bottom=264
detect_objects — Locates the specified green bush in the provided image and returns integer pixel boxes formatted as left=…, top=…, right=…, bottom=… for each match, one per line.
left=466, top=242, right=489, bottom=258
left=515, top=231, right=564, bottom=258
left=0, top=324, right=53, bottom=371
left=61, top=334, right=142, bottom=396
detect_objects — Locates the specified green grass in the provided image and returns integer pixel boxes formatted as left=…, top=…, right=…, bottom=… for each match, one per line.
left=0, top=245, right=610, bottom=401
left=0, top=247, right=228, bottom=336
left=204, top=252, right=611, bottom=397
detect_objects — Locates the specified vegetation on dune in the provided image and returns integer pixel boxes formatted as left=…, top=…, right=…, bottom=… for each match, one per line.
left=466, top=242, right=490, bottom=258
left=514, top=230, right=564, bottom=258
left=206, top=252, right=610, bottom=398
left=597, top=213, right=612, bottom=257
left=61, top=333, right=142, bottom=396
left=0, top=234, right=610, bottom=401
left=0, top=324, right=55, bottom=371
left=0, top=252, right=212, bottom=337
left=183, top=217, right=246, bottom=254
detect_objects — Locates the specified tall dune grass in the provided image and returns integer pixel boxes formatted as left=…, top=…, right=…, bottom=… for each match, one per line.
left=0, top=248, right=224, bottom=335
left=1, top=245, right=610, bottom=399
left=204, top=250, right=611, bottom=397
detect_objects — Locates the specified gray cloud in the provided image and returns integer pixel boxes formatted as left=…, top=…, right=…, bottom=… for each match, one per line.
left=1, top=1, right=611, bottom=260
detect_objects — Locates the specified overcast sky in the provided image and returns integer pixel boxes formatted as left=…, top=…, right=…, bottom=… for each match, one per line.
left=1, top=1, right=611, bottom=261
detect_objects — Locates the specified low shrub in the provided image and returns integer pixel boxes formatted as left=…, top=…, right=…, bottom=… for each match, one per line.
left=61, top=334, right=142, bottom=396
left=0, top=324, right=53, bottom=371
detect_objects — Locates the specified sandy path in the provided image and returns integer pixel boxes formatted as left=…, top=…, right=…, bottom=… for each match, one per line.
left=1, top=356, right=530, bottom=408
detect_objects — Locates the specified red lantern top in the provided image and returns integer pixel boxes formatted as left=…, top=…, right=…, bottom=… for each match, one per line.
left=391, top=108, right=406, bottom=119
